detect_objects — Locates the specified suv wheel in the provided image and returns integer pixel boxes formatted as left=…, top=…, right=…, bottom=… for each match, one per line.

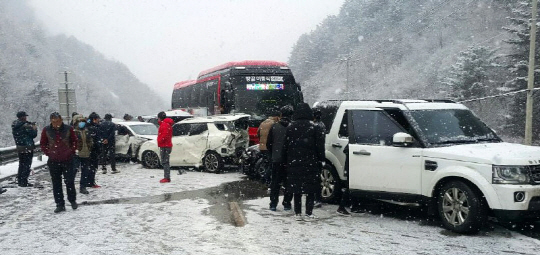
left=320, top=164, right=342, bottom=203
left=204, top=151, right=223, bottom=174
left=437, top=181, right=487, bottom=234
left=142, top=151, right=160, bottom=169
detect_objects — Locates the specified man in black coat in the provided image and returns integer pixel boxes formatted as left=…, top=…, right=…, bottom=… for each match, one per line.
left=98, top=113, right=118, bottom=174
left=266, top=105, right=294, bottom=211
left=284, top=103, right=325, bottom=221
left=12, top=111, right=38, bottom=187
left=87, top=112, right=102, bottom=187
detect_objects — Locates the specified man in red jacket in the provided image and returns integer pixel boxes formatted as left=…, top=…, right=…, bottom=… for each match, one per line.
left=40, top=112, right=78, bottom=213
left=157, top=111, right=174, bottom=183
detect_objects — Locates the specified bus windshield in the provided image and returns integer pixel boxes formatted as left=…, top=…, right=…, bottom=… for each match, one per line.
left=233, top=75, right=300, bottom=118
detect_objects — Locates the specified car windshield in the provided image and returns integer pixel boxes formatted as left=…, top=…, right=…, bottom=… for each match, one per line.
left=409, top=109, right=500, bottom=145
left=128, top=124, right=158, bottom=136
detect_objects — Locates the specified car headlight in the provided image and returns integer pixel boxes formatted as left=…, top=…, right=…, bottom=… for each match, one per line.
left=492, top=165, right=531, bottom=184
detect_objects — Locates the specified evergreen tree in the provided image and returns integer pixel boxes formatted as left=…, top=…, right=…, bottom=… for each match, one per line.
left=441, top=46, right=498, bottom=101
left=503, top=0, right=540, bottom=140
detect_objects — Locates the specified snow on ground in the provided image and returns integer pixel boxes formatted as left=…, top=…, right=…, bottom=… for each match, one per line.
left=1, top=163, right=540, bottom=255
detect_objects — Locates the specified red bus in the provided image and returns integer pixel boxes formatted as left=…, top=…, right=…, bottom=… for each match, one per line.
left=172, top=60, right=304, bottom=144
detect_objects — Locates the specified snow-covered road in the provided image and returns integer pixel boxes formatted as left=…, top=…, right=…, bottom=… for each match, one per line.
left=1, top=162, right=539, bottom=255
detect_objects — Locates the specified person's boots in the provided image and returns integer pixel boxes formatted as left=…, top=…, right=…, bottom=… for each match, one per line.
left=80, top=187, right=89, bottom=195
left=54, top=205, right=66, bottom=213
left=71, top=202, right=78, bottom=210
left=102, top=168, right=107, bottom=174
left=111, top=169, right=120, bottom=174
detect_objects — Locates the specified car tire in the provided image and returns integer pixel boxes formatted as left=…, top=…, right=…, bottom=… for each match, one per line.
left=320, top=163, right=342, bottom=203
left=203, top=151, right=223, bottom=174
left=437, top=180, right=487, bottom=234
left=142, top=151, right=160, bottom=169
left=254, top=157, right=271, bottom=184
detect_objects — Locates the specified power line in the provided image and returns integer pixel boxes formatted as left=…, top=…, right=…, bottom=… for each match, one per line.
left=457, top=87, right=540, bottom=103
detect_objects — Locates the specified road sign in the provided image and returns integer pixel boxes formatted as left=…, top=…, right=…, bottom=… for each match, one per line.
left=58, top=88, right=77, bottom=122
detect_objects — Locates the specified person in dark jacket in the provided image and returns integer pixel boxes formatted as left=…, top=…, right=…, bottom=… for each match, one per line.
left=266, top=105, right=294, bottom=211
left=40, top=112, right=78, bottom=213
left=98, top=113, right=118, bottom=174
left=87, top=112, right=101, bottom=188
left=284, top=103, right=325, bottom=221
left=312, top=108, right=326, bottom=208
left=12, top=111, right=38, bottom=187
left=73, top=115, right=93, bottom=195
left=157, top=111, right=174, bottom=183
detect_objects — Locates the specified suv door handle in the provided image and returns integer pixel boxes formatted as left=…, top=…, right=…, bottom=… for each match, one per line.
left=353, top=150, right=371, bottom=156
left=332, top=143, right=342, bottom=148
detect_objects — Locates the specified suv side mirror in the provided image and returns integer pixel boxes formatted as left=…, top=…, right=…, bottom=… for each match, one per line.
left=393, top=132, right=413, bottom=147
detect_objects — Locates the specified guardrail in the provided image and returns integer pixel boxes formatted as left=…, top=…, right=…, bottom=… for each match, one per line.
left=0, top=143, right=42, bottom=166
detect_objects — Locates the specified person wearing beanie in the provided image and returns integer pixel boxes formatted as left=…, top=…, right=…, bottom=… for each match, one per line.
left=12, top=111, right=38, bottom=187
left=98, top=113, right=118, bottom=174
left=266, top=105, right=294, bottom=211
left=86, top=112, right=102, bottom=188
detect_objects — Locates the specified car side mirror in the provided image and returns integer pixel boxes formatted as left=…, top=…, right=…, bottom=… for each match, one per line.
left=392, top=132, right=413, bottom=147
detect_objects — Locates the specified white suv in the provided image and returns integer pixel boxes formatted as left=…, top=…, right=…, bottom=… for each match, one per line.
left=315, top=99, right=540, bottom=233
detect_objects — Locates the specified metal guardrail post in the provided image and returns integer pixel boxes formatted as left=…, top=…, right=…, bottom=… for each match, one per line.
left=0, top=143, right=42, bottom=166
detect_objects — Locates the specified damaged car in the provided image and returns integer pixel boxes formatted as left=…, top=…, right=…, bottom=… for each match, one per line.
left=138, top=114, right=250, bottom=173
left=114, top=121, right=158, bottom=161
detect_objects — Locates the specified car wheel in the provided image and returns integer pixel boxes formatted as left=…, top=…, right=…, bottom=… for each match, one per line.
left=320, top=163, right=342, bottom=203
left=255, top=158, right=271, bottom=184
left=437, top=181, right=487, bottom=234
left=204, top=151, right=223, bottom=173
left=142, top=151, right=160, bottom=169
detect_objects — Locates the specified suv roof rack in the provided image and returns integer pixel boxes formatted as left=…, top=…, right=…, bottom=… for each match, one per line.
left=318, top=99, right=457, bottom=104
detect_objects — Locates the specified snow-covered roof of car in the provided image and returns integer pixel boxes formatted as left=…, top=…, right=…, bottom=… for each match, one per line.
left=177, top=114, right=250, bottom=124
left=326, top=99, right=468, bottom=111
left=113, top=121, right=156, bottom=126
left=165, top=110, right=193, bottom=117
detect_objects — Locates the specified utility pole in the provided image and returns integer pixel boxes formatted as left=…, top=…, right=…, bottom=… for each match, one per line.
left=525, top=0, right=538, bottom=145
left=64, top=71, right=70, bottom=124
left=58, top=71, right=77, bottom=124
left=345, top=56, right=350, bottom=100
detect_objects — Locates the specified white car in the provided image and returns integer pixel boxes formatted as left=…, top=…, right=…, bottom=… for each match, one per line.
left=138, top=114, right=250, bottom=173
left=316, top=99, right=540, bottom=234
left=114, top=121, right=158, bottom=161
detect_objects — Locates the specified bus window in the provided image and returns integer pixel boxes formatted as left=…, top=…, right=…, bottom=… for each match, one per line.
left=199, top=83, right=206, bottom=107
left=192, top=84, right=200, bottom=107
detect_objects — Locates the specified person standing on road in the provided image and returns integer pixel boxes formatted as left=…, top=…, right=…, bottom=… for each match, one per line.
left=257, top=110, right=279, bottom=184
left=98, top=113, right=118, bottom=174
left=87, top=112, right=101, bottom=188
left=312, top=108, right=326, bottom=208
left=69, top=112, right=79, bottom=126
left=12, top=111, right=38, bottom=187
left=257, top=110, right=279, bottom=155
left=157, top=111, right=174, bottom=183
left=283, top=103, right=325, bottom=221
left=73, top=115, right=93, bottom=195
left=40, top=112, right=78, bottom=213
left=266, top=105, right=294, bottom=211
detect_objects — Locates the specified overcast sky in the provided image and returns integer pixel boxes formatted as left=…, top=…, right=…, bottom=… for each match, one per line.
left=28, top=0, right=345, bottom=104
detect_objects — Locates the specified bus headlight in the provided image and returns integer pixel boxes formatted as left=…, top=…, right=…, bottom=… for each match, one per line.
left=492, top=165, right=531, bottom=184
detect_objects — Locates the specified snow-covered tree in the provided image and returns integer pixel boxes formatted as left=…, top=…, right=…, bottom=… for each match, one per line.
left=503, top=0, right=540, bottom=140
left=441, top=46, right=499, bottom=101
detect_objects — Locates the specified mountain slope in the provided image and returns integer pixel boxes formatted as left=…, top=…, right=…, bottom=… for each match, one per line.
left=0, top=0, right=167, bottom=146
